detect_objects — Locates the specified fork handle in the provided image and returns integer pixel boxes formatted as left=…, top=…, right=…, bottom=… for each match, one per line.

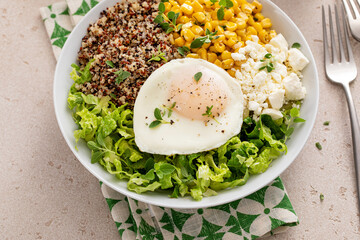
left=342, top=82, right=360, bottom=207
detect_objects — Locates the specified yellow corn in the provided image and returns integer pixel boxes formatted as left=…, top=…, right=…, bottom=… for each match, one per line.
left=213, top=34, right=225, bottom=43
left=207, top=52, right=217, bottom=63
left=178, top=0, right=186, bottom=5
left=193, top=12, right=206, bottom=23
left=222, top=59, right=234, bottom=69
left=214, top=59, right=223, bottom=68
left=237, top=12, right=248, bottom=22
left=241, top=3, right=254, bottom=14
left=210, top=20, right=219, bottom=28
left=227, top=69, right=236, bottom=77
left=216, top=25, right=225, bottom=34
left=204, top=22, right=213, bottom=32
left=236, top=19, right=247, bottom=30
left=182, top=29, right=195, bottom=42
left=174, top=37, right=185, bottom=47
left=214, top=42, right=225, bottom=52
left=178, top=16, right=190, bottom=23
left=173, top=32, right=180, bottom=39
left=258, top=29, right=269, bottom=43
left=226, top=37, right=238, bottom=48
left=247, top=26, right=257, bottom=36
left=203, top=42, right=211, bottom=49
left=224, top=31, right=237, bottom=39
left=181, top=3, right=194, bottom=15
left=187, top=53, right=200, bottom=58
left=164, top=2, right=172, bottom=12
left=254, top=13, right=265, bottom=21
left=169, top=0, right=178, bottom=6
left=192, top=0, right=204, bottom=12
left=191, top=25, right=204, bottom=35
left=269, top=29, right=277, bottom=39
left=245, top=35, right=253, bottom=41
left=171, top=6, right=181, bottom=14
left=209, top=46, right=217, bottom=52
left=261, top=18, right=272, bottom=28
left=252, top=22, right=263, bottom=33
left=204, top=0, right=213, bottom=8
left=224, top=10, right=234, bottom=20
left=225, top=22, right=237, bottom=32
left=184, top=41, right=191, bottom=49
left=236, top=29, right=246, bottom=38
left=221, top=50, right=232, bottom=60
left=252, top=0, right=262, bottom=13
left=197, top=48, right=207, bottom=60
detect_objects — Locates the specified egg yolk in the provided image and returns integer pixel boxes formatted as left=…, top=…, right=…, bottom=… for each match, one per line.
left=168, top=69, right=229, bottom=121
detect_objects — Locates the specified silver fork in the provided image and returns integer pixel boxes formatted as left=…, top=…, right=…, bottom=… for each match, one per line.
left=322, top=4, right=360, bottom=210
left=342, top=0, right=360, bottom=41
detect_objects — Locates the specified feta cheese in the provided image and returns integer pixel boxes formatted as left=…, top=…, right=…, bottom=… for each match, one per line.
left=262, top=109, right=283, bottom=120
left=231, top=53, right=246, bottom=61
left=269, top=34, right=288, bottom=53
left=283, top=73, right=306, bottom=100
left=287, top=48, right=309, bottom=71
left=253, top=71, right=267, bottom=88
left=268, top=89, right=285, bottom=109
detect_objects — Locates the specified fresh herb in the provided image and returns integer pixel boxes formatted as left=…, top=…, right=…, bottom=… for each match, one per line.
left=149, top=108, right=172, bottom=128
left=282, top=107, right=305, bottom=142
left=154, top=6, right=182, bottom=34
left=323, top=121, right=330, bottom=126
left=210, top=0, right=218, bottom=5
left=217, top=0, right=233, bottom=20
left=315, top=142, right=322, bottom=150
left=259, top=53, right=275, bottom=72
left=190, top=29, right=219, bottom=48
left=110, top=93, right=116, bottom=99
left=148, top=48, right=167, bottom=62
left=320, top=193, right=324, bottom=201
left=164, top=102, right=176, bottom=117
left=177, top=46, right=190, bottom=56
left=114, top=69, right=131, bottom=84
left=220, top=25, right=227, bottom=30
left=253, top=17, right=258, bottom=21
left=202, top=105, right=213, bottom=117
left=106, top=60, right=115, bottom=68
left=291, top=42, right=301, bottom=49
left=194, top=72, right=202, bottom=82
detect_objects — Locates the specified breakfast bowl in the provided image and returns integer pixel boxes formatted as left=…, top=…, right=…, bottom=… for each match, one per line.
left=54, top=0, right=319, bottom=208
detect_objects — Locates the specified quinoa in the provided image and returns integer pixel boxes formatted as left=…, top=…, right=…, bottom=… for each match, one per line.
left=75, top=0, right=181, bottom=108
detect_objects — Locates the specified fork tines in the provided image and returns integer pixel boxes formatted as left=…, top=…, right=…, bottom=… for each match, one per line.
left=342, top=0, right=360, bottom=41
left=322, top=4, right=354, bottom=65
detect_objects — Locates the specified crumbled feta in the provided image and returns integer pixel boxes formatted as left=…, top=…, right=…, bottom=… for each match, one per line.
left=288, top=48, right=309, bottom=71
left=231, top=34, right=308, bottom=120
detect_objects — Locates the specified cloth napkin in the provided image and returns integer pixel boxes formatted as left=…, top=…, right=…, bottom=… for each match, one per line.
left=40, top=1, right=299, bottom=239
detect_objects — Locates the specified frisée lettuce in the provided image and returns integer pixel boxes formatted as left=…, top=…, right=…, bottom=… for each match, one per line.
left=67, top=90, right=304, bottom=201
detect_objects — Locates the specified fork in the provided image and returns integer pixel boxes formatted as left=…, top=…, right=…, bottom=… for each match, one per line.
left=342, top=0, right=360, bottom=41
left=322, top=4, right=360, bottom=210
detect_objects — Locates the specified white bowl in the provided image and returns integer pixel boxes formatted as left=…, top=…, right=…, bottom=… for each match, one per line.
left=54, top=0, right=319, bottom=209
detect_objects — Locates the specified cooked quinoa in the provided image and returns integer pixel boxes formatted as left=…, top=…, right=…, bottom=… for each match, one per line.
left=75, top=0, right=181, bottom=108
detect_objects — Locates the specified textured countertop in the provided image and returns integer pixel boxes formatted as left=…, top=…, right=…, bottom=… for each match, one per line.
left=1, top=0, right=360, bottom=239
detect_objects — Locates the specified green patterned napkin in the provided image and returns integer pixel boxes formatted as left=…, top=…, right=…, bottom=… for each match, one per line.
left=40, top=1, right=299, bottom=239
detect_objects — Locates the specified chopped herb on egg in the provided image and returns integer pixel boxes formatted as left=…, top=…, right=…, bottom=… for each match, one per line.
left=194, top=72, right=202, bottom=82
left=114, top=69, right=131, bottom=84
left=149, top=107, right=172, bottom=128
left=202, top=105, right=213, bottom=117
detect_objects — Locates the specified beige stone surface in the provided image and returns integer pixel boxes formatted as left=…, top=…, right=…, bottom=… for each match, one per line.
left=1, top=0, right=360, bottom=239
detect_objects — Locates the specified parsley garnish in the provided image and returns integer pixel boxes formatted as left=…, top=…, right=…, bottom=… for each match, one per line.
left=283, top=107, right=305, bottom=142
left=149, top=105, right=175, bottom=128
left=148, top=48, right=167, bottom=62
left=154, top=4, right=182, bottom=34
left=315, top=142, right=322, bottom=150
left=177, top=46, right=190, bottom=56
left=165, top=102, right=176, bottom=117
left=114, top=69, right=131, bottom=84
left=259, top=53, right=275, bottom=72
left=202, top=105, right=213, bottom=117
left=217, top=0, right=233, bottom=20
left=106, top=60, right=115, bottom=68
left=291, top=42, right=301, bottom=49
left=190, top=29, right=219, bottom=48
left=194, top=72, right=202, bottom=82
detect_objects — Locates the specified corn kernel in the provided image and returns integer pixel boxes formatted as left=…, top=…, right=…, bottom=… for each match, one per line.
left=252, top=22, right=263, bottom=33
left=173, top=32, right=180, bottom=39
left=236, top=0, right=247, bottom=4
left=164, top=2, right=172, bottom=12
left=258, top=29, right=269, bottom=43
left=174, top=37, right=185, bottom=46
left=197, top=48, right=207, bottom=60
left=204, top=0, right=213, bottom=8
left=181, top=3, right=194, bottom=15
left=247, top=26, right=257, bottom=35
left=245, top=35, right=253, bottom=41
left=187, top=53, right=200, bottom=58
left=171, top=6, right=181, bottom=14
left=204, top=22, right=213, bottom=32
left=241, top=3, right=255, bottom=14
left=210, top=20, right=219, bottom=28
left=226, top=37, right=238, bottom=48
left=254, top=13, right=265, bottom=21
left=214, top=59, right=223, bottom=68
left=261, top=18, right=272, bottom=28
left=207, top=52, right=217, bottom=63
left=224, top=10, right=234, bottom=20
left=233, top=1, right=240, bottom=14
left=221, top=50, right=232, bottom=60
left=178, top=0, right=186, bottom=4
left=225, top=22, right=237, bottom=32
left=227, top=69, right=236, bottom=77
left=236, top=29, right=246, bottom=38
left=209, top=46, right=217, bottom=52
left=214, top=42, right=225, bottom=52
left=184, top=41, right=191, bottom=49
left=235, top=19, right=246, bottom=30
left=193, top=12, right=206, bottom=23
left=203, top=42, right=211, bottom=49
left=216, top=25, right=225, bottom=34
left=252, top=0, right=262, bottom=13
left=213, top=34, right=225, bottom=43
left=191, top=25, right=204, bottom=35
left=197, top=0, right=204, bottom=3
left=269, top=30, right=277, bottom=39
left=169, top=0, right=178, bottom=6
left=224, top=31, right=237, bottom=39
left=178, top=16, right=190, bottom=23
left=237, top=12, right=248, bottom=22
left=192, top=0, right=204, bottom=12
left=182, top=29, right=195, bottom=42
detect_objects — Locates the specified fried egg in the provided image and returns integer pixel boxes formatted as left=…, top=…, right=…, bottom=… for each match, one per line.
left=133, top=58, right=244, bottom=155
